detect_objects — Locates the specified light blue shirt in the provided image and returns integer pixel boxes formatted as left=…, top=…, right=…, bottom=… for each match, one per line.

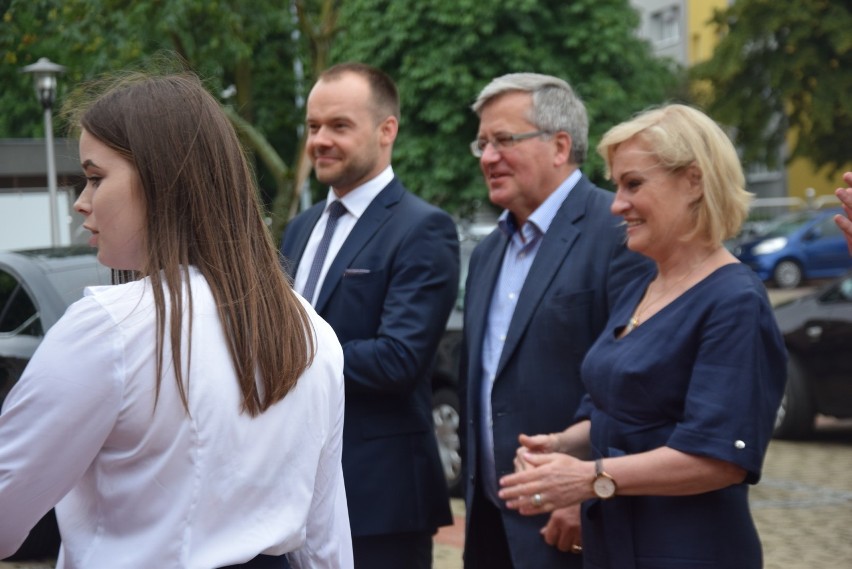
left=479, top=169, right=581, bottom=506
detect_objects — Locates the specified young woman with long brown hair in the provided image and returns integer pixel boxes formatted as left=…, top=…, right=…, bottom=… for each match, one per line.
left=0, top=71, right=351, bottom=569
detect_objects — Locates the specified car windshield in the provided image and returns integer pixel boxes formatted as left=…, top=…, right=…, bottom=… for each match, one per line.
left=758, top=211, right=816, bottom=239
left=0, top=269, right=42, bottom=336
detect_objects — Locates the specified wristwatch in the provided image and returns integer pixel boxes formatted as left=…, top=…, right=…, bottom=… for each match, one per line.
left=592, top=458, right=617, bottom=499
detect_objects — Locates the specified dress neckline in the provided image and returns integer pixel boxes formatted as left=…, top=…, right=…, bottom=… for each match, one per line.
left=616, top=263, right=743, bottom=339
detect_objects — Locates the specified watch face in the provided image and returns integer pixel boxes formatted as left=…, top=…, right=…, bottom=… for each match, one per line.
left=593, top=475, right=616, bottom=499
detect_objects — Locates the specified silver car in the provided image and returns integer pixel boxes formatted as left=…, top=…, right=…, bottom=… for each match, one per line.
left=0, top=246, right=110, bottom=560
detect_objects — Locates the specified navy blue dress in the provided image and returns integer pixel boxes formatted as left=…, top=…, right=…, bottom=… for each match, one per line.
left=576, top=264, right=787, bottom=569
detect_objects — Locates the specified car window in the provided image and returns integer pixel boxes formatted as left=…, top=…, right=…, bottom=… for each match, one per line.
left=820, top=275, right=852, bottom=304
left=815, top=215, right=842, bottom=239
left=841, top=278, right=852, bottom=301
left=760, top=212, right=813, bottom=238
left=0, top=269, right=43, bottom=336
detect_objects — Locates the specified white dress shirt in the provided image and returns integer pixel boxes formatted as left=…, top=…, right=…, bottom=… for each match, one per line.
left=0, top=266, right=352, bottom=569
left=294, top=166, right=394, bottom=305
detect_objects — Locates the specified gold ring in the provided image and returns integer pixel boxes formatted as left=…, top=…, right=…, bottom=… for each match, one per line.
left=571, top=544, right=583, bottom=554
left=532, top=493, right=543, bottom=507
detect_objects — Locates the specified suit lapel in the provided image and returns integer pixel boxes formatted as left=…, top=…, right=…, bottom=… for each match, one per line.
left=496, top=180, right=593, bottom=376
left=314, top=180, right=403, bottom=313
left=466, top=232, right=509, bottom=384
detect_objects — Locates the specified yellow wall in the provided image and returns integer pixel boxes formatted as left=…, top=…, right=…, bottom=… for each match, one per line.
left=787, top=158, right=846, bottom=202
left=686, top=0, right=729, bottom=64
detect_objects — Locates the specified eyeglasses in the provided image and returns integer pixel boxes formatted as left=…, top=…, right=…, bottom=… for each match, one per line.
left=470, top=130, right=549, bottom=158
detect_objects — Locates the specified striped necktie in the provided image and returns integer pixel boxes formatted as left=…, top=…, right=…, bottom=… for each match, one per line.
left=302, top=200, right=347, bottom=305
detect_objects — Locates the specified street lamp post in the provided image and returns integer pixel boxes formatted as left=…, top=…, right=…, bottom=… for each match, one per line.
left=22, top=57, right=66, bottom=247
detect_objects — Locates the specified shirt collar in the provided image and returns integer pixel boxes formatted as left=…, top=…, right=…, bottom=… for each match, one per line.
left=498, top=169, right=582, bottom=237
left=324, top=166, right=394, bottom=219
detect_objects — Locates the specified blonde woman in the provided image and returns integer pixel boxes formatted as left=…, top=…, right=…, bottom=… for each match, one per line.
left=499, top=104, right=786, bottom=569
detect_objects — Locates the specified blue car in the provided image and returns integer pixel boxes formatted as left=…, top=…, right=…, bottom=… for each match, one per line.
left=733, top=207, right=852, bottom=288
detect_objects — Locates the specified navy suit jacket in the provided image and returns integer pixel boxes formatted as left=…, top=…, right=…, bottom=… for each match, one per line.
left=280, top=177, right=458, bottom=537
left=459, top=175, right=652, bottom=569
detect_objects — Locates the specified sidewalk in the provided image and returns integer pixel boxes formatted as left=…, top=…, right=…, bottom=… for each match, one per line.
left=433, top=499, right=465, bottom=569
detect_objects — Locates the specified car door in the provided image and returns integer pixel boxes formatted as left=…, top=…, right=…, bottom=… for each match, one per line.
left=0, top=267, right=45, bottom=406
left=792, top=275, right=852, bottom=417
left=801, top=215, right=852, bottom=277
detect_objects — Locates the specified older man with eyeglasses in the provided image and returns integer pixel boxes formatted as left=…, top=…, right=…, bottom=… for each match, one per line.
left=458, top=73, right=651, bottom=569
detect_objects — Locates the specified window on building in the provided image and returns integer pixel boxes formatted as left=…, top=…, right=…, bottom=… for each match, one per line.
left=651, top=6, right=680, bottom=45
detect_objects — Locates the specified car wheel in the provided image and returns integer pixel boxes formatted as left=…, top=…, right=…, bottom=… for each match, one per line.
left=773, top=260, right=803, bottom=289
left=773, top=356, right=815, bottom=439
left=432, top=387, right=463, bottom=497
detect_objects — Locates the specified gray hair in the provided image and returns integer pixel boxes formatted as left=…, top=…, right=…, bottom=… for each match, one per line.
left=471, top=73, right=588, bottom=164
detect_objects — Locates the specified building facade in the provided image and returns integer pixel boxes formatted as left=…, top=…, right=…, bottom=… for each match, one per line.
left=0, top=138, right=84, bottom=250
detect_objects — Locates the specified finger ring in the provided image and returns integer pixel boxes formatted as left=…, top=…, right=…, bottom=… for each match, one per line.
left=571, top=544, right=583, bottom=554
left=532, top=493, right=543, bottom=507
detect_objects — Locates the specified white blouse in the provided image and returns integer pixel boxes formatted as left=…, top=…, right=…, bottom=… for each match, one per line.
left=0, top=267, right=352, bottom=568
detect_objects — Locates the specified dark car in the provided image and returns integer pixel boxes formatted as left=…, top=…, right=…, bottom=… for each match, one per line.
left=430, top=314, right=463, bottom=497
left=772, top=272, right=852, bottom=439
left=430, top=224, right=485, bottom=498
left=0, top=246, right=111, bottom=560
left=734, top=207, right=852, bottom=289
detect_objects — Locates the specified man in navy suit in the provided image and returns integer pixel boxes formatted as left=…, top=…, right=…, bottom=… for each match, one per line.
left=460, top=73, right=651, bottom=569
left=280, top=62, right=458, bottom=569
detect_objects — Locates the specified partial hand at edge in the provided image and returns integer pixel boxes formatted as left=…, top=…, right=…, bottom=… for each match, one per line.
left=835, top=172, right=852, bottom=256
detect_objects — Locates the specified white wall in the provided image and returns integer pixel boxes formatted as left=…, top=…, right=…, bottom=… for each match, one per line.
left=0, top=189, right=76, bottom=251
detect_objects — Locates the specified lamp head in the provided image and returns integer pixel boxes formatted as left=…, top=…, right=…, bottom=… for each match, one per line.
left=22, top=57, right=66, bottom=110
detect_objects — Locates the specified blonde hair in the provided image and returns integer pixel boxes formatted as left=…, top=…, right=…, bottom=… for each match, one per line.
left=598, top=104, right=752, bottom=244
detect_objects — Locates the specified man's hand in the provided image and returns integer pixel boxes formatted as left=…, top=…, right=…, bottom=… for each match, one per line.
left=541, top=504, right=582, bottom=554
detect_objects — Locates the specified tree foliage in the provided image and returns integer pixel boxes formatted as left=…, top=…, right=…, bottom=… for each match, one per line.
left=0, top=0, right=309, bottom=233
left=691, top=0, right=852, bottom=175
left=331, top=0, right=682, bottom=216
left=2, top=0, right=681, bottom=224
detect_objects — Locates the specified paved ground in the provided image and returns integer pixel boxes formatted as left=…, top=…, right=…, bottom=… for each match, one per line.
left=752, top=417, right=852, bottom=569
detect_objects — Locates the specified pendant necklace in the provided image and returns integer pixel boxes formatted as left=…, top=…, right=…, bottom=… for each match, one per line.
left=625, top=248, right=719, bottom=334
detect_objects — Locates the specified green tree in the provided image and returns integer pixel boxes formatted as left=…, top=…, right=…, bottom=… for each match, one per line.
left=2, top=0, right=680, bottom=223
left=691, top=0, right=852, bottom=175
left=0, top=0, right=332, bottom=234
left=331, top=0, right=683, bottom=216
